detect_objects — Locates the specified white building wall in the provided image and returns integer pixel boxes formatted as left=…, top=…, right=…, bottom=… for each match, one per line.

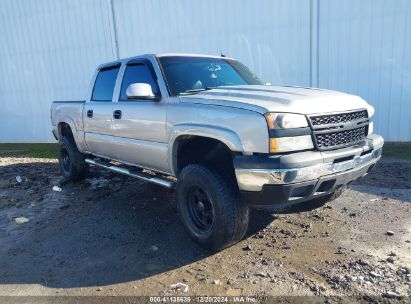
left=112, top=0, right=311, bottom=87
left=0, top=0, right=115, bottom=142
left=318, top=0, right=411, bottom=141
left=0, top=0, right=410, bottom=142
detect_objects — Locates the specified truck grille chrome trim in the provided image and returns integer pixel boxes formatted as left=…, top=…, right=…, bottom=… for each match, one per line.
left=310, top=110, right=368, bottom=126
left=315, top=126, right=367, bottom=150
left=308, top=109, right=369, bottom=151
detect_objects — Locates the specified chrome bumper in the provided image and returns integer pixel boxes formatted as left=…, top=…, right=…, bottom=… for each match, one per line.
left=235, top=134, right=384, bottom=192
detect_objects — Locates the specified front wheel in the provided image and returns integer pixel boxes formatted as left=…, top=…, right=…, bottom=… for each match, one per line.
left=176, top=164, right=249, bottom=252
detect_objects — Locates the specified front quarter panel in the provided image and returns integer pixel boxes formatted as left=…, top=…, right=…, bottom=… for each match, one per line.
left=167, top=102, right=269, bottom=174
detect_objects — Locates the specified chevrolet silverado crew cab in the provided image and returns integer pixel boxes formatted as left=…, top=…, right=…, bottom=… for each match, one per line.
left=51, top=53, right=384, bottom=251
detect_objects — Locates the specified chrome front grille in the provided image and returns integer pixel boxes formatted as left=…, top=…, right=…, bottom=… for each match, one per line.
left=309, top=110, right=369, bottom=151
left=310, top=110, right=368, bottom=126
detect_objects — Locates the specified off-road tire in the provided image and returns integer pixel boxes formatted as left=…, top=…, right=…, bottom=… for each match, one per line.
left=176, top=164, right=249, bottom=252
left=58, top=136, right=88, bottom=182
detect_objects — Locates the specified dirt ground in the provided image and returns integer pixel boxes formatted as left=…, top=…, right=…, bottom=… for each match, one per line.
left=0, top=155, right=410, bottom=302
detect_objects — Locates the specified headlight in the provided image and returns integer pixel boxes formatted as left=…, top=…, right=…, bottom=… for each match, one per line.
left=264, top=113, right=313, bottom=153
left=265, top=113, right=308, bottom=129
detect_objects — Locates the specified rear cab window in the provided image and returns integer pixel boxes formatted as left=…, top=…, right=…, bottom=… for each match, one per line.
left=92, top=66, right=120, bottom=101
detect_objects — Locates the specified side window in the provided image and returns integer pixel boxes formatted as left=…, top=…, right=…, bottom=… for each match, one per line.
left=91, top=66, right=120, bottom=101
left=120, top=64, right=160, bottom=100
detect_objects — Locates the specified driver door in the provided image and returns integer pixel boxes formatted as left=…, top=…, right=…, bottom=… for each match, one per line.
left=109, top=60, right=169, bottom=173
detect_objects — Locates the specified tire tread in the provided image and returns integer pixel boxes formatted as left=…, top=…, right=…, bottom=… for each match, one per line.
left=177, top=164, right=249, bottom=251
left=59, top=136, right=88, bottom=182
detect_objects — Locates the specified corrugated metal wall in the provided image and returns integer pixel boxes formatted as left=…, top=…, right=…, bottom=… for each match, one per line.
left=113, top=0, right=311, bottom=87
left=0, top=0, right=410, bottom=142
left=318, top=0, right=411, bottom=141
left=0, top=0, right=115, bottom=142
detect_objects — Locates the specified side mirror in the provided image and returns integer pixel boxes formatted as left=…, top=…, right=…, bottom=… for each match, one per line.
left=126, top=83, right=159, bottom=100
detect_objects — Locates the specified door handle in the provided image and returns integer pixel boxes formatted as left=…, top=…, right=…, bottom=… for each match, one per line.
left=113, top=110, right=122, bottom=119
left=87, top=110, right=93, bottom=118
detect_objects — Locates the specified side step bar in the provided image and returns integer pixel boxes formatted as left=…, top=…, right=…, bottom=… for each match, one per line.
left=85, top=158, right=174, bottom=189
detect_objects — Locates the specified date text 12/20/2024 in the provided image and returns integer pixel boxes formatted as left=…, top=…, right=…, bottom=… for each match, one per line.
left=149, top=296, right=260, bottom=302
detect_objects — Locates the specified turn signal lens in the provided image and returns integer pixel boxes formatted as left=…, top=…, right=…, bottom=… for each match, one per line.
left=265, top=113, right=313, bottom=153
left=367, top=104, right=375, bottom=118
left=269, top=135, right=314, bottom=153
left=269, top=138, right=279, bottom=153
left=265, top=113, right=275, bottom=129
left=368, top=122, right=374, bottom=135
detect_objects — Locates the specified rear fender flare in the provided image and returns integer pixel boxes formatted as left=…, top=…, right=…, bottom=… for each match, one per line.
left=57, top=117, right=85, bottom=151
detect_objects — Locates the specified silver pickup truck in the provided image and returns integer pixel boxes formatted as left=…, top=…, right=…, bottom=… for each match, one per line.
left=51, top=53, right=384, bottom=251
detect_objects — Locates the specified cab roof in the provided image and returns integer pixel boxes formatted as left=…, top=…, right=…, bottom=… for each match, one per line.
left=97, top=53, right=234, bottom=70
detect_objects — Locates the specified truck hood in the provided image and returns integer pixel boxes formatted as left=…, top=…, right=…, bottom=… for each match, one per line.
left=180, top=85, right=371, bottom=115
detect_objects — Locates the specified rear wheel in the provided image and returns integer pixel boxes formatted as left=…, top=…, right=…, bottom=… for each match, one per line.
left=58, top=136, right=88, bottom=182
left=176, top=164, right=249, bottom=252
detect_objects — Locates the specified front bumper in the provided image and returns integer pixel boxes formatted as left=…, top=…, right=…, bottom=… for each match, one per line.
left=234, top=134, right=384, bottom=209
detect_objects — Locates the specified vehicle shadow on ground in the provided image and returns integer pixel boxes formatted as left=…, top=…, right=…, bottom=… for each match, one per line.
left=0, top=162, right=275, bottom=288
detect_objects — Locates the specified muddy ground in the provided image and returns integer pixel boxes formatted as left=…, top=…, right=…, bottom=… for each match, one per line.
left=0, top=156, right=410, bottom=302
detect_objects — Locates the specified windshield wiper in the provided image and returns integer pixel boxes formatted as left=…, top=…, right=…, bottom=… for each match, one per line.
left=179, top=87, right=216, bottom=95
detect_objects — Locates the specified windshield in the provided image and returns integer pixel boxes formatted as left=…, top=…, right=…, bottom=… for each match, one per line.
left=158, top=56, right=263, bottom=96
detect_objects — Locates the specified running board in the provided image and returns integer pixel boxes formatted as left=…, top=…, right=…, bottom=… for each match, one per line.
left=85, top=158, right=174, bottom=189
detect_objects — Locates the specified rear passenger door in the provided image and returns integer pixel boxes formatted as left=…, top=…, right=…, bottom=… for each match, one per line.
left=83, top=65, right=119, bottom=158
left=110, top=60, right=169, bottom=172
